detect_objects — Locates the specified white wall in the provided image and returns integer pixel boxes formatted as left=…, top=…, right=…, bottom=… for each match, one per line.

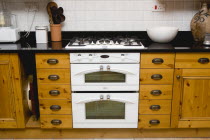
left=5, top=0, right=202, bottom=31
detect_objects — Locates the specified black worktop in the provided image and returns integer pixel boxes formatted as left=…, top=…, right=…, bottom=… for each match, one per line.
left=1, top=31, right=210, bottom=53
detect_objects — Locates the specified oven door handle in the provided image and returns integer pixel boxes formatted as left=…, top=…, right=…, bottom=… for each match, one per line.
left=76, top=98, right=135, bottom=104
left=74, top=69, right=136, bottom=76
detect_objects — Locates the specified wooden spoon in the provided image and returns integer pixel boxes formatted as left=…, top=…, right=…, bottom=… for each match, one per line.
left=46, top=2, right=58, bottom=24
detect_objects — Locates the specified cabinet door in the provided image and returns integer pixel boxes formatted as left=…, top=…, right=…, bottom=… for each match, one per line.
left=172, top=69, right=210, bottom=128
left=0, top=54, right=27, bottom=128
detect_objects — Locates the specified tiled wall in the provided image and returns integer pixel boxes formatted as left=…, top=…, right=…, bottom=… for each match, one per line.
left=5, top=0, right=202, bottom=31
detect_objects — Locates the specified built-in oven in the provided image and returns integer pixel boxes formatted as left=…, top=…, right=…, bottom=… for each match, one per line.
left=71, top=64, right=139, bottom=91
left=72, top=92, right=139, bottom=128
left=70, top=53, right=140, bottom=128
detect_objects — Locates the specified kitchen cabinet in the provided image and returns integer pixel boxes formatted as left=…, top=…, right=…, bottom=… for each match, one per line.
left=139, top=53, right=174, bottom=129
left=172, top=69, right=210, bottom=128
left=36, top=53, right=72, bottom=129
left=0, top=54, right=29, bottom=128
left=172, top=53, right=210, bottom=128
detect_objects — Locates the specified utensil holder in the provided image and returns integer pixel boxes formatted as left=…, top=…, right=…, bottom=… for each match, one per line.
left=50, top=24, right=62, bottom=41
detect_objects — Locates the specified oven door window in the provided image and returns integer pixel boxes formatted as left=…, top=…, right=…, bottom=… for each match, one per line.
left=85, top=71, right=126, bottom=83
left=85, top=100, right=125, bottom=119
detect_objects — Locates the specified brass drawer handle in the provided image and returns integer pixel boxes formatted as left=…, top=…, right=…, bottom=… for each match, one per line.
left=47, top=59, right=59, bottom=64
left=150, top=105, right=161, bottom=111
left=49, top=90, right=60, bottom=96
left=48, top=75, right=60, bottom=80
left=151, top=74, right=163, bottom=80
left=150, top=90, right=162, bottom=96
left=50, top=105, right=61, bottom=111
left=198, top=58, right=209, bottom=64
left=149, top=120, right=160, bottom=125
left=51, top=119, right=62, bottom=125
left=152, top=58, right=164, bottom=64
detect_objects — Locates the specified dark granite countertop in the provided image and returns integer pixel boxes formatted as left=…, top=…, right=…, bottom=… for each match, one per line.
left=0, top=31, right=210, bottom=53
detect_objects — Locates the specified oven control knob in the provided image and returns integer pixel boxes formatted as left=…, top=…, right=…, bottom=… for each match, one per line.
left=121, top=54, right=125, bottom=60
left=89, top=54, right=93, bottom=60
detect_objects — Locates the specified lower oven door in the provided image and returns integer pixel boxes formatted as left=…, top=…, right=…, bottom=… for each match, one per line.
left=72, top=92, right=139, bottom=128
left=71, top=64, right=139, bottom=91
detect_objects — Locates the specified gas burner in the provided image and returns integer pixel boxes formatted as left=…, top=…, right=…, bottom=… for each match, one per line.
left=66, top=36, right=145, bottom=50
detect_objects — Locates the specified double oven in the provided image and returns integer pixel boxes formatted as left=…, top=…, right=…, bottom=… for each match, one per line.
left=70, top=53, right=140, bottom=128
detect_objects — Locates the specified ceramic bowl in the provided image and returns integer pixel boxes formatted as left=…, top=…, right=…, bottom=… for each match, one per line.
left=147, top=26, right=179, bottom=43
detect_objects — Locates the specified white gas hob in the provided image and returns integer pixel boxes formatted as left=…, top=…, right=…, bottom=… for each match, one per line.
left=65, top=36, right=145, bottom=50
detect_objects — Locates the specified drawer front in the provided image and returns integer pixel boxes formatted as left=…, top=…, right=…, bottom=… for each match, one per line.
left=139, top=100, right=171, bottom=114
left=138, top=115, right=170, bottom=128
left=38, top=85, right=71, bottom=100
left=40, top=115, right=72, bottom=128
left=140, top=69, right=174, bottom=85
left=140, top=85, right=172, bottom=100
left=176, top=53, right=210, bottom=68
left=37, top=69, right=70, bottom=84
left=141, top=53, right=175, bottom=68
left=36, top=53, right=70, bottom=68
left=39, top=100, right=72, bottom=115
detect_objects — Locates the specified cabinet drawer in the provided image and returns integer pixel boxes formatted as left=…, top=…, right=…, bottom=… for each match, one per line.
left=38, top=85, right=71, bottom=100
left=141, top=53, right=175, bottom=68
left=140, top=85, right=172, bottom=100
left=140, top=69, right=174, bottom=85
left=37, top=69, right=70, bottom=84
left=176, top=53, right=210, bottom=68
left=39, top=100, right=72, bottom=115
left=138, top=115, right=171, bottom=128
left=139, top=100, right=171, bottom=114
left=36, top=53, right=70, bottom=68
left=40, top=115, right=72, bottom=128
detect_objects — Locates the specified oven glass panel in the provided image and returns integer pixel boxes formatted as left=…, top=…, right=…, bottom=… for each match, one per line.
left=85, top=100, right=125, bottom=119
left=85, top=71, right=126, bottom=83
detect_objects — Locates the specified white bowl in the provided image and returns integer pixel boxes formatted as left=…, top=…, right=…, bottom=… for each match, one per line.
left=147, top=26, right=179, bottom=43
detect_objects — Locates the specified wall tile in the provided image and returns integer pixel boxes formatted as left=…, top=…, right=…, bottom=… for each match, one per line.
left=4, top=0, right=202, bottom=31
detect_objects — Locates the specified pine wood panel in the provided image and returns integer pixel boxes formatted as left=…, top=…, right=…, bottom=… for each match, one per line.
left=37, top=69, right=70, bottom=84
left=38, top=84, right=71, bottom=100
left=0, top=54, right=28, bottom=128
left=140, top=85, right=173, bottom=100
left=2, top=128, right=210, bottom=138
left=181, top=79, right=210, bottom=120
left=0, top=60, right=16, bottom=119
left=39, top=100, right=72, bottom=115
left=172, top=69, right=210, bottom=128
left=139, top=100, right=171, bottom=114
left=178, top=121, right=210, bottom=128
left=36, top=53, right=70, bottom=68
left=40, top=115, right=72, bottom=128
left=138, top=115, right=171, bottom=128
left=141, top=53, right=175, bottom=68
left=175, top=53, right=210, bottom=68
left=140, top=69, right=174, bottom=85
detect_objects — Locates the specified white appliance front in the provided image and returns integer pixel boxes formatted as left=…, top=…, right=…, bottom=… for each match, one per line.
left=72, top=93, right=139, bottom=128
left=71, top=64, right=139, bottom=91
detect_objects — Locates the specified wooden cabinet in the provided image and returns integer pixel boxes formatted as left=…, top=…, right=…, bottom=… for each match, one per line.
left=172, top=69, right=210, bottom=128
left=36, top=53, right=72, bottom=129
left=0, top=54, right=29, bottom=128
left=139, top=53, right=175, bottom=129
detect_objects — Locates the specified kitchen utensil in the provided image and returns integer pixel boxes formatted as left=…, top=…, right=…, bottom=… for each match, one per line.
left=46, top=2, right=58, bottom=24
left=50, top=6, right=65, bottom=24
left=147, top=26, right=179, bottom=43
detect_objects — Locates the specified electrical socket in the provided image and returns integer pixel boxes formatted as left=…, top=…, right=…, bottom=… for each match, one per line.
left=152, top=4, right=165, bottom=12
left=25, top=2, right=39, bottom=12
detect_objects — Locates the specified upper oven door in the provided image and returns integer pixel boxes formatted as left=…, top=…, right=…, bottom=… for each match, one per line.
left=71, top=64, right=140, bottom=91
